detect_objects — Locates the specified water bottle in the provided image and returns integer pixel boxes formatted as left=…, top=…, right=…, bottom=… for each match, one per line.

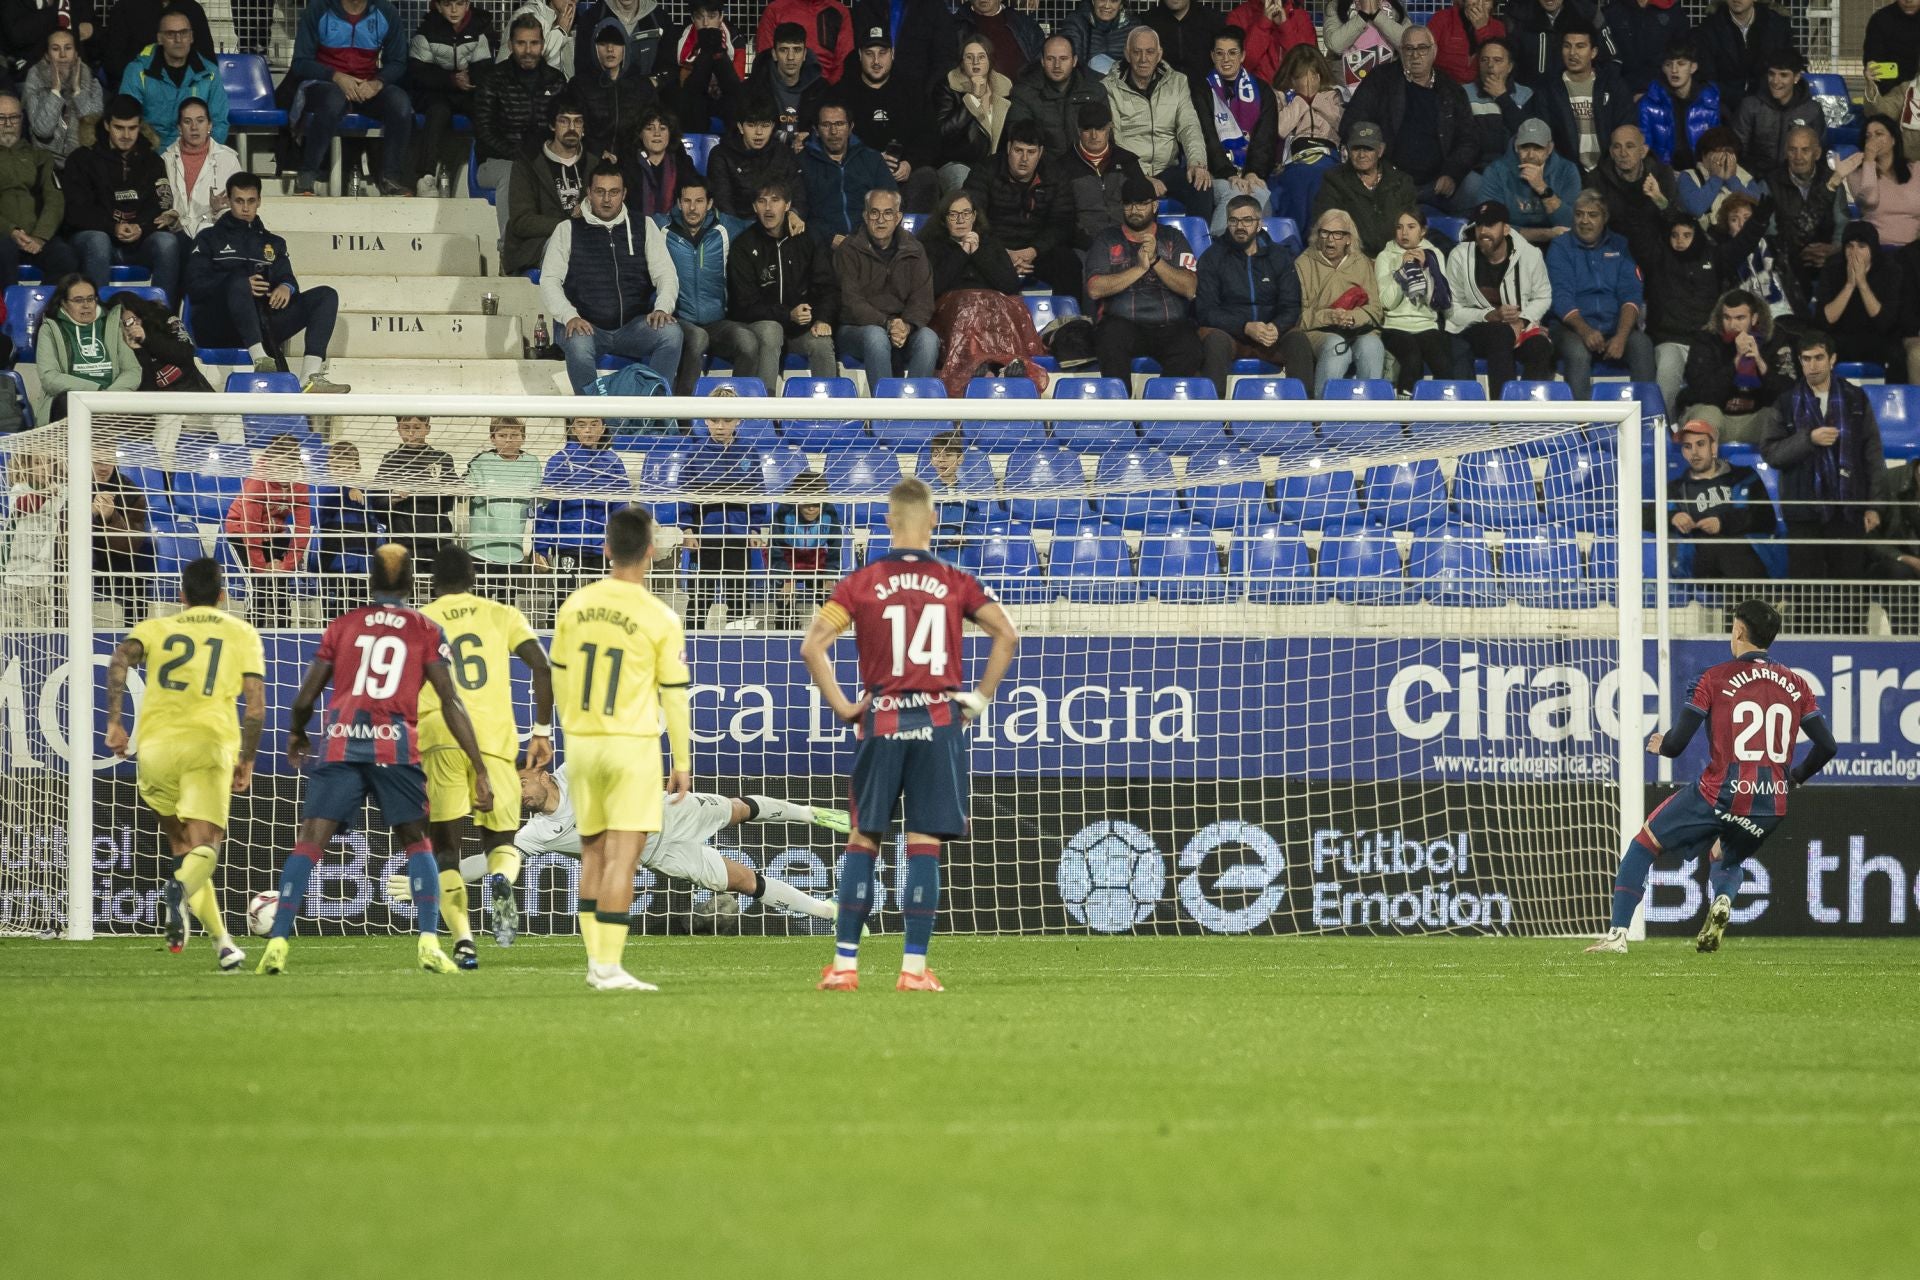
left=533, top=314, right=549, bottom=357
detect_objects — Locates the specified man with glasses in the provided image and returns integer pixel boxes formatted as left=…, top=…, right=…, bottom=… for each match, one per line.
left=0, top=92, right=77, bottom=289
left=834, top=188, right=938, bottom=379
left=1085, top=172, right=1233, bottom=393
left=118, top=9, right=229, bottom=150
left=802, top=100, right=897, bottom=247
left=1197, top=193, right=1307, bottom=382
left=1344, top=23, right=1478, bottom=214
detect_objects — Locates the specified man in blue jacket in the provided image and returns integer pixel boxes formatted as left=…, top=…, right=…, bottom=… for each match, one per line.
left=118, top=8, right=230, bottom=149
left=184, top=171, right=347, bottom=391
left=288, top=0, right=415, bottom=195
left=1195, top=194, right=1306, bottom=382
left=800, top=100, right=896, bottom=246
left=1476, top=118, right=1580, bottom=245
left=654, top=177, right=757, bottom=395
left=1546, top=189, right=1653, bottom=396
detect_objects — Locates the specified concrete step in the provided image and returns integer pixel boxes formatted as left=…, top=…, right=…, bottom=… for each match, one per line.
left=280, top=230, right=484, bottom=277
left=323, top=311, right=523, bottom=359
left=264, top=196, right=497, bottom=243
left=300, top=357, right=568, bottom=399
left=302, top=274, right=541, bottom=330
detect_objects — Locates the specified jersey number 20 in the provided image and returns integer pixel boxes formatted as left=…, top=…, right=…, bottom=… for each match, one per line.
left=883, top=604, right=948, bottom=677
left=1732, top=700, right=1793, bottom=764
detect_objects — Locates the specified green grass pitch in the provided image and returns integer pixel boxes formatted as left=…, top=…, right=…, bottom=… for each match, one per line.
left=4, top=935, right=1917, bottom=1279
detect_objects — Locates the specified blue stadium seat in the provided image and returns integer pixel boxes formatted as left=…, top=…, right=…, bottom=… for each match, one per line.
left=633, top=449, right=689, bottom=523
left=1228, top=376, right=1314, bottom=452
left=1363, top=459, right=1447, bottom=532
left=1140, top=528, right=1227, bottom=602
left=1138, top=377, right=1228, bottom=452
left=172, top=431, right=223, bottom=474
left=102, top=284, right=166, bottom=307
left=1230, top=527, right=1319, bottom=603
left=963, top=377, right=1044, bottom=451
left=1094, top=448, right=1178, bottom=530
left=224, top=372, right=302, bottom=395
left=869, top=377, right=947, bottom=448
left=1426, top=214, right=1467, bottom=245
left=1050, top=376, right=1136, bottom=449
left=1590, top=536, right=1693, bottom=608
left=1805, top=72, right=1860, bottom=147
left=695, top=375, right=766, bottom=398
left=1275, top=467, right=1361, bottom=531
left=1322, top=533, right=1407, bottom=604
left=781, top=376, right=866, bottom=451
left=4, top=285, right=53, bottom=360
left=109, top=264, right=153, bottom=284
left=170, top=470, right=244, bottom=523
left=1023, top=295, right=1080, bottom=330
left=220, top=54, right=286, bottom=127
left=822, top=448, right=904, bottom=524
left=1, top=370, right=30, bottom=429
left=1411, top=379, right=1485, bottom=403
left=682, top=133, right=719, bottom=171
left=1453, top=449, right=1542, bottom=530
left=468, top=140, right=493, bottom=203
left=1865, top=384, right=1920, bottom=460
left=1409, top=527, right=1498, bottom=607
left=118, top=463, right=172, bottom=516
left=1049, top=529, right=1137, bottom=603
left=1541, top=445, right=1618, bottom=532
left=1501, top=379, right=1572, bottom=404
left=1835, top=361, right=1887, bottom=383
left=1324, top=378, right=1395, bottom=402
left=1318, top=379, right=1404, bottom=448
left=758, top=443, right=810, bottom=494
left=242, top=415, right=317, bottom=448
left=1183, top=449, right=1272, bottom=529
left=1587, top=379, right=1671, bottom=430
left=1502, top=535, right=1590, bottom=608
left=1157, top=213, right=1209, bottom=256
left=1261, top=216, right=1301, bottom=250
left=1005, top=445, right=1092, bottom=528
left=960, top=523, right=1043, bottom=603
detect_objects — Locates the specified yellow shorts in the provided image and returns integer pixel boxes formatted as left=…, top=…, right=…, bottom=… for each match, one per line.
left=567, top=735, right=663, bottom=837
left=424, top=747, right=522, bottom=832
left=137, top=737, right=237, bottom=828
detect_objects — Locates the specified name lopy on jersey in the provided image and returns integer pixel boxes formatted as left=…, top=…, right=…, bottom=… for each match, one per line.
left=826, top=551, right=995, bottom=736
left=1691, top=655, right=1819, bottom=818
left=314, top=605, right=451, bottom=766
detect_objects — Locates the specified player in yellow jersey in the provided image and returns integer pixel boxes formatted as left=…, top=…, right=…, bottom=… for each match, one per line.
left=550, top=506, right=693, bottom=992
left=413, top=546, right=554, bottom=968
left=103, top=558, right=267, bottom=971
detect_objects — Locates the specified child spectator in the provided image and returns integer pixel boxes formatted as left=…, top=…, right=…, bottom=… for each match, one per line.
left=536, top=415, right=630, bottom=594
left=767, top=470, right=842, bottom=628
left=223, top=433, right=312, bottom=627
left=375, top=415, right=457, bottom=570
left=683, top=388, right=763, bottom=628
left=465, top=416, right=545, bottom=594
left=409, top=0, right=499, bottom=196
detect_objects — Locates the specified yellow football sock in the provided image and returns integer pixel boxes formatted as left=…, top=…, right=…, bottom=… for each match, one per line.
left=486, top=846, right=523, bottom=885
left=187, top=882, right=227, bottom=942
left=175, top=845, right=217, bottom=897
left=439, top=870, right=471, bottom=942
left=595, top=913, right=631, bottom=969
left=578, top=900, right=601, bottom=963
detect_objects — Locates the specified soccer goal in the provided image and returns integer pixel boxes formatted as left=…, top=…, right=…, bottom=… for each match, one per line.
left=4, top=385, right=1652, bottom=941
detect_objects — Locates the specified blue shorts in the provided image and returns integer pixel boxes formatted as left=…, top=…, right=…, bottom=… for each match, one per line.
left=1645, top=787, right=1780, bottom=863
left=303, top=761, right=429, bottom=829
left=849, top=718, right=970, bottom=839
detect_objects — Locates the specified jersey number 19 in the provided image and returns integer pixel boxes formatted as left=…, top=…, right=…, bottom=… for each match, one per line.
left=883, top=603, right=948, bottom=678
left=351, top=635, right=407, bottom=700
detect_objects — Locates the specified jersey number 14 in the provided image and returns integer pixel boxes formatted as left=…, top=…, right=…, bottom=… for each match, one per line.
left=883, top=603, right=948, bottom=678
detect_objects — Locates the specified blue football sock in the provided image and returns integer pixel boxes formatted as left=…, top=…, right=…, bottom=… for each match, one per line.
left=405, top=845, right=440, bottom=937
left=902, top=847, right=940, bottom=960
left=1610, top=835, right=1659, bottom=929
left=834, top=848, right=876, bottom=963
left=1708, top=854, right=1745, bottom=904
left=272, top=843, right=321, bottom=939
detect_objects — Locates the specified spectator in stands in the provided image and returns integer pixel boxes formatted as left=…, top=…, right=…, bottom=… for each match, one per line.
left=1085, top=174, right=1231, bottom=392
left=1711, top=194, right=1800, bottom=325
left=963, top=121, right=1078, bottom=299
left=835, top=26, right=937, bottom=214
left=112, top=290, right=213, bottom=393
left=1732, top=48, right=1821, bottom=177
left=1322, top=0, right=1409, bottom=96
left=746, top=23, right=821, bottom=147
left=671, top=0, right=747, bottom=136
left=1193, top=27, right=1275, bottom=235
left=1603, top=0, right=1689, bottom=95
left=850, top=0, right=956, bottom=89
left=163, top=98, right=242, bottom=240
left=1695, top=0, right=1795, bottom=117
left=727, top=175, right=839, bottom=382
left=1505, top=0, right=1615, bottom=89
left=1427, top=0, right=1505, bottom=86
left=288, top=0, right=415, bottom=196
left=1477, top=118, right=1578, bottom=244
left=464, top=417, right=544, bottom=591
left=756, top=0, right=852, bottom=84
left=1638, top=208, right=1723, bottom=415
left=768, top=469, right=843, bottom=629
left=1059, top=100, right=1147, bottom=252
left=504, top=92, right=586, bottom=275
left=682, top=391, right=760, bottom=628
left=24, top=29, right=99, bottom=169
left=834, top=187, right=938, bottom=377
left=376, top=415, right=457, bottom=567
left=1223, top=0, right=1314, bottom=87
left=1462, top=38, right=1535, bottom=177
left=1196, top=192, right=1307, bottom=382
left=503, top=0, right=577, bottom=73
left=1375, top=208, right=1453, bottom=393
left=0, top=450, right=62, bottom=609
left=103, top=0, right=214, bottom=87
left=0, top=91, right=77, bottom=287
left=656, top=176, right=761, bottom=395
left=0, top=0, right=93, bottom=83
left=536, top=415, right=628, bottom=589
left=1270, top=42, right=1341, bottom=230
left=629, top=106, right=697, bottom=218
left=183, top=172, right=348, bottom=391
left=802, top=101, right=896, bottom=247
left=1107, top=26, right=1213, bottom=218
left=1309, top=121, right=1416, bottom=258
left=1590, top=124, right=1677, bottom=251
left=1009, top=35, right=1108, bottom=161
left=88, top=438, right=154, bottom=612
left=1767, top=124, right=1844, bottom=311
left=1444, top=199, right=1554, bottom=397
left=1675, top=125, right=1759, bottom=226
left=476, top=15, right=567, bottom=237
left=1548, top=189, right=1655, bottom=396
left=1835, top=118, right=1920, bottom=251
left=1143, top=0, right=1224, bottom=84
left=313, top=439, right=377, bottom=610
left=1763, top=331, right=1892, bottom=584
left=1539, top=22, right=1634, bottom=173
left=223, top=434, right=311, bottom=627
left=118, top=8, right=228, bottom=154
left=571, top=0, right=668, bottom=91
left=1678, top=286, right=1794, bottom=442
left=407, top=0, right=495, bottom=197
left=541, top=160, right=683, bottom=392
left=1638, top=37, right=1721, bottom=171
left=924, top=428, right=995, bottom=543
left=1666, top=416, right=1777, bottom=583
left=710, top=96, right=805, bottom=221
left=578, top=22, right=651, bottom=170
left=1864, top=0, right=1920, bottom=154
left=65, top=95, right=187, bottom=301
left=957, top=0, right=1046, bottom=77
left=920, top=188, right=1048, bottom=393
left=1063, top=0, right=1137, bottom=78
left=1817, top=221, right=1919, bottom=385
left=1291, top=206, right=1385, bottom=393
left=1345, top=24, right=1478, bottom=213
left=934, top=34, right=1015, bottom=190
left=32, top=274, right=137, bottom=422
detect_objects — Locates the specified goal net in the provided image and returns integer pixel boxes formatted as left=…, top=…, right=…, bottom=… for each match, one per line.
left=6, top=388, right=1647, bottom=941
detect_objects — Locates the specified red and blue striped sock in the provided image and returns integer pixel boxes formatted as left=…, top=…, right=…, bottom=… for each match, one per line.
left=833, top=847, right=876, bottom=970
left=271, top=842, right=322, bottom=939
left=1609, top=833, right=1659, bottom=929
left=404, top=841, right=440, bottom=936
left=901, top=843, right=940, bottom=975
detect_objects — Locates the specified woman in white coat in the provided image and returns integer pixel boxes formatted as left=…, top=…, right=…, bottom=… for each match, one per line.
left=161, top=97, right=245, bottom=239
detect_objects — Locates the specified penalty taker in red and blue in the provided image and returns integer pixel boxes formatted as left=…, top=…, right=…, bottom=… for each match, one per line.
left=799, top=477, right=1020, bottom=992
left=1591, top=599, right=1839, bottom=956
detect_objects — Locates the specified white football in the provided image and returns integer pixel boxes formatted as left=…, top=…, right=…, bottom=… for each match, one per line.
left=247, top=891, right=279, bottom=937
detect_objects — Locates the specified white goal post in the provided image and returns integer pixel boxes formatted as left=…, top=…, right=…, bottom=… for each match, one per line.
left=23, top=388, right=1645, bottom=942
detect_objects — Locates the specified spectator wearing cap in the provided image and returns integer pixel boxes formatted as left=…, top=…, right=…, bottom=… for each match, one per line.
left=1639, top=38, right=1722, bottom=172
left=1675, top=126, right=1760, bottom=226
left=848, top=0, right=958, bottom=89
left=1538, top=21, right=1635, bottom=171
left=63, top=94, right=188, bottom=301
left=834, top=26, right=939, bottom=213
left=1196, top=191, right=1307, bottom=382
left=1463, top=37, right=1538, bottom=176
left=1342, top=23, right=1478, bottom=213
left=1105, top=26, right=1215, bottom=220
left=1731, top=49, right=1823, bottom=178
left=756, top=0, right=854, bottom=84
left=1009, top=35, right=1109, bottom=160
left=1309, top=121, right=1418, bottom=259
left=1444, top=199, right=1554, bottom=397
left=1604, top=0, right=1691, bottom=97
left=1084, top=172, right=1233, bottom=392
left=1678, top=285, right=1795, bottom=443
left=1589, top=124, right=1678, bottom=253
left=1475, top=116, right=1580, bottom=245
left=1695, top=0, right=1796, bottom=117
left=1059, top=99, right=1149, bottom=253
left=1665, top=416, right=1778, bottom=584
left=1192, top=26, right=1275, bottom=236
left=1547, top=189, right=1656, bottom=397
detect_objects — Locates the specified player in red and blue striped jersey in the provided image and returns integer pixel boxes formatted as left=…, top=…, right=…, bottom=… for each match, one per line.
left=800, top=477, right=1020, bottom=992
left=256, top=545, right=493, bottom=976
left=1589, top=600, right=1837, bottom=956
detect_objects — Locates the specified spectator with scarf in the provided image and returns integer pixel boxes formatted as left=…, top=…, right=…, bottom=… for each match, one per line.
left=1193, top=26, right=1275, bottom=234
left=627, top=105, right=695, bottom=218
left=1709, top=192, right=1797, bottom=324
left=1374, top=207, right=1453, bottom=394
left=1762, top=331, right=1894, bottom=588
left=1677, top=287, right=1795, bottom=443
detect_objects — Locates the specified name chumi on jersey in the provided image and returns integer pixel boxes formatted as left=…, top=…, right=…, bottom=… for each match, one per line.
left=873, top=573, right=950, bottom=601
